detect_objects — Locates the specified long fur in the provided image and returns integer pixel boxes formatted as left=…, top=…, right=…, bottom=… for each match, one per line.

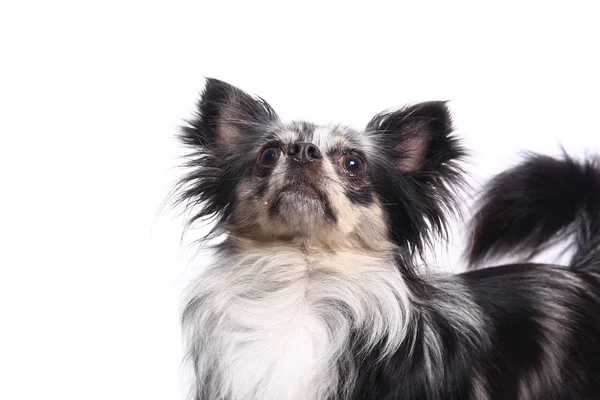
left=462, top=152, right=600, bottom=398
left=467, top=152, right=600, bottom=267
left=176, top=78, right=600, bottom=400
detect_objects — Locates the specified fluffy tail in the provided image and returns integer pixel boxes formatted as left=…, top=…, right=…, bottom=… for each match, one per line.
left=466, top=152, right=600, bottom=269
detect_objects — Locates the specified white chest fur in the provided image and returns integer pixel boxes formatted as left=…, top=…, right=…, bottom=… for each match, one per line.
left=183, top=247, right=411, bottom=400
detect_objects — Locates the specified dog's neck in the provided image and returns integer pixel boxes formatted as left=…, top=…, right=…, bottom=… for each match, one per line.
left=222, top=231, right=397, bottom=257
left=184, top=233, right=413, bottom=400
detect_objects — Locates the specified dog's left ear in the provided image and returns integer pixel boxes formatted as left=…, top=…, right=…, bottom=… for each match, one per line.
left=366, top=101, right=460, bottom=172
left=366, top=101, right=465, bottom=256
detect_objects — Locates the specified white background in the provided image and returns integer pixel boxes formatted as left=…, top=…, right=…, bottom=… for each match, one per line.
left=1, top=1, right=599, bottom=399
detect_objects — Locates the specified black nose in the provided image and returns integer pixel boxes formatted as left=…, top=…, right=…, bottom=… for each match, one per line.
left=287, top=142, right=322, bottom=164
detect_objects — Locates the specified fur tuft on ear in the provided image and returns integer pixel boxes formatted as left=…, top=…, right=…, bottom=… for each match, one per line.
left=180, top=78, right=278, bottom=151
left=175, top=78, right=279, bottom=237
left=367, top=101, right=467, bottom=257
left=367, top=101, right=459, bottom=172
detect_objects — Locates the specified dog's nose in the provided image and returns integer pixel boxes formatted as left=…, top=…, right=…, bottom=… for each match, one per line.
left=287, top=142, right=322, bottom=164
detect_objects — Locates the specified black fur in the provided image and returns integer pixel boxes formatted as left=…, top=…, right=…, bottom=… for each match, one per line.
left=353, top=285, right=489, bottom=400
left=344, top=186, right=373, bottom=205
left=176, top=78, right=280, bottom=236
left=366, top=102, right=467, bottom=256
left=467, top=152, right=600, bottom=267
left=353, top=152, right=600, bottom=399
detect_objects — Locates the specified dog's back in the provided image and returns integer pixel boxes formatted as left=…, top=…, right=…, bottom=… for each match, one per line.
left=460, top=153, right=600, bottom=399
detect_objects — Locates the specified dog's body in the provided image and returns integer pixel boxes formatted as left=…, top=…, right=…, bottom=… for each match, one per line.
left=177, top=79, right=600, bottom=399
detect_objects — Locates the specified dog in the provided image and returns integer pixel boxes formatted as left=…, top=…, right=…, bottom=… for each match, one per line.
left=175, top=78, right=600, bottom=399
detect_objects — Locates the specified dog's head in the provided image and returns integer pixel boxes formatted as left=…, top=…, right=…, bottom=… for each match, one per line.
left=178, top=78, right=464, bottom=253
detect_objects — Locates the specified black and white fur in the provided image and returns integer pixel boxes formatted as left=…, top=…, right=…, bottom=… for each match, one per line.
left=176, top=78, right=600, bottom=399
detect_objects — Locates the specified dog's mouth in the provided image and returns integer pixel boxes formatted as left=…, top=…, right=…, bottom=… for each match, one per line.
left=282, top=181, right=321, bottom=200
left=279, top=180, right=331, bottom=205
left=268, top=180, right=332, bottom=219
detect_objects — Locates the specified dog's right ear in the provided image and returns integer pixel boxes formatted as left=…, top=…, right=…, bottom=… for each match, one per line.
left=181, top=78, right=279, bottom=152
left=176, top=79, right=278, bottom=233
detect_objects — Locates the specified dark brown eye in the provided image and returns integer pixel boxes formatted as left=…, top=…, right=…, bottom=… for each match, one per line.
left=340, top=153, right=366, bottom=176
left=259, top=147, right=282, bottom=166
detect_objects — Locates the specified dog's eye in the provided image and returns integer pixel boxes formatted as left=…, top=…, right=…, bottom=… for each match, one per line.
left=341, top=153, right=366, bottom=176
left=259, top=147, right=282, bottom=166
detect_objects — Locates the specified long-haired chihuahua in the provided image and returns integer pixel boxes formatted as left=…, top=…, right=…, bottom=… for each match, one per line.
left=175, top=78, right=600, bottom=400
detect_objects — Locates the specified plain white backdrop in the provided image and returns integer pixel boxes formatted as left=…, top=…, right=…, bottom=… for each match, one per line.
left=1, top=1, right=599, bottom=399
